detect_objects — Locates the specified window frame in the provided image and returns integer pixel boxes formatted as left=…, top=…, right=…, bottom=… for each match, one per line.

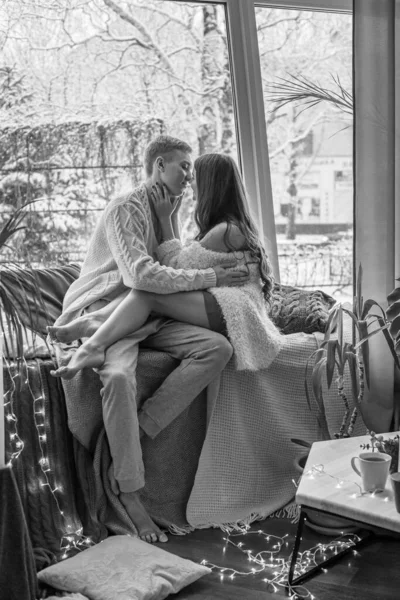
left=254, top=0, right=351, bottom=12
left=2, top=0, right=353, bottom=279
left=223, top=0, right=352, bottom=280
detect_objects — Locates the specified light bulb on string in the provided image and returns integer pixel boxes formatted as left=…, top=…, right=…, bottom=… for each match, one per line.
left=4, top=356, right=94, bottom=559
left=200, top=525, right=360, bottom=600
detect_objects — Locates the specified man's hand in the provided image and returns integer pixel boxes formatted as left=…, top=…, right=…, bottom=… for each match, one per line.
left=151, top=183, right=181, bottom=220
left=213, top=261, right=250, bottom=287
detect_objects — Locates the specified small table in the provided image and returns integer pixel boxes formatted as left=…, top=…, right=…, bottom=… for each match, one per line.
left=288, top=433, right=400, bottom=586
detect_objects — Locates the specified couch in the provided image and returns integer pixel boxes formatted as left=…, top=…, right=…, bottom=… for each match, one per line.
left=2, top=264, right=378, bottom=584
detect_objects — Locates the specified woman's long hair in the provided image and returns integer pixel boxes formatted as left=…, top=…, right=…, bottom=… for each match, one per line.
left=194, top=153, right=274, bottom=303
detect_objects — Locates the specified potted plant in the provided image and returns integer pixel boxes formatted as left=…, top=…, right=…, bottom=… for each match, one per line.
left=348, top=277, right=400, bottom=474
left=360, top=431, right=399, bottom=474
left=0, top=201, right=47, bottom=370
left=292, top=266, right=400, bottom=533
left=304, top=266, right=399, bottom=441
left=267, top=72, right=353, bottom=117
left=267, top=76, right=400, bottom=465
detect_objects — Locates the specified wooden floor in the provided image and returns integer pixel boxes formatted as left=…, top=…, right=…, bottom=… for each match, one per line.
left=160, top=516, right=400, bottom=600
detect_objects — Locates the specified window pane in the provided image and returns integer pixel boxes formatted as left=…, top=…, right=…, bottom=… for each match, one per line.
left=256, top=6, right=353, bottom=301
left=0, top=1, right=237, bottom=264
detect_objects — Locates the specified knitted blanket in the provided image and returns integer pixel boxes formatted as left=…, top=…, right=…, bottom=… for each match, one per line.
left=156, top=240, right=283, bottom=371
left=186, top=329, right=366, bottom=528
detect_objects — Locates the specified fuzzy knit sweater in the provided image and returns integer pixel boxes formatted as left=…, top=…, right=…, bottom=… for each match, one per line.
left=157, top=239, right=283, bottom=371
left=56, top=184, right=216, bottom=325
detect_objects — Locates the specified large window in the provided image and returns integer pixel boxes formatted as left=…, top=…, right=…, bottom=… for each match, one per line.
left=0, top=1, right=237, bottom=263
left=256, top=5, right=353, bottom=300
left=0, top=0, right=353, bottom=301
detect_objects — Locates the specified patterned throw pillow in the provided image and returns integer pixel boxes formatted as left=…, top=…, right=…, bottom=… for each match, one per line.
left=269, top=283, right=336, bottom=335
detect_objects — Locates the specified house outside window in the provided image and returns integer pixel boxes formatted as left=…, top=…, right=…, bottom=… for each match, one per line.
left=255, top=3, right=353, bottom=300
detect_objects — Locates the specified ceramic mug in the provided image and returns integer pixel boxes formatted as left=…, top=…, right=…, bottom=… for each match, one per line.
left=351, top=451, right=391, bottom=493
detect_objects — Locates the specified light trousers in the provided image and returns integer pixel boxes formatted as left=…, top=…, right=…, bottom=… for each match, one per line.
left=96, top=317, right=233, bottom=493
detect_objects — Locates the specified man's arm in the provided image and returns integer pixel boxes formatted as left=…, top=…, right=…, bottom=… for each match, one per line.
left=105, top=200, right=216, bottom=294
left=157, top=223, right=247, bottom=267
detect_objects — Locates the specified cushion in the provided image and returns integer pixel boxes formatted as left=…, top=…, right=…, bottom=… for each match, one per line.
left=37, top=535, right=211, bottom=600
left=269, top=283, right=336, bottom=335
left=1, top=264, right=80, bottom=337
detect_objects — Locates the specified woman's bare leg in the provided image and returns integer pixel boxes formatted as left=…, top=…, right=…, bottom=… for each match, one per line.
left=47, top=293, right=129, bottom=343
left=50, top=289, right=212, bottom=379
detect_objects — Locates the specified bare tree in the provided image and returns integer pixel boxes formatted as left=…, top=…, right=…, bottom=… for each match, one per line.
left=0, top=0, right=353, bottom=260
left=257, top=7, right=352, bottom=240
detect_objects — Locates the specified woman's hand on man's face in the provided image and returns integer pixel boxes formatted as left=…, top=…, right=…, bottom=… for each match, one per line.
left=151, top=183, right=182, bottom=220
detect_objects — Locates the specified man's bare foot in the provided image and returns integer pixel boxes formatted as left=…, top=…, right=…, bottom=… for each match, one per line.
left=120, top=491, right=168, bottom=544
left=47, top=314, right=102, bottom=344
left=50, top=341, right=105, bottom=379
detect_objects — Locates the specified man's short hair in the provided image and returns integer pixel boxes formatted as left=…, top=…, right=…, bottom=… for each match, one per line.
left=143, top=135, right=192, bottom=177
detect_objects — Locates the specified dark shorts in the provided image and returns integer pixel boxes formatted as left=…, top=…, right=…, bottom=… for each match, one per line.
left=202, top=291, right=228, bottom=337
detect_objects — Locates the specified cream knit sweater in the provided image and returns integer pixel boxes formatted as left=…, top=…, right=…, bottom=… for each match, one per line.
left=56, top=184, right=216, bottom=325
left=156, top=239, right=283, bottom=371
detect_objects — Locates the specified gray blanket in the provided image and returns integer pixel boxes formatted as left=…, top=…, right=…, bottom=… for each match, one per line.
left=55, top=342, right=208, bottom=536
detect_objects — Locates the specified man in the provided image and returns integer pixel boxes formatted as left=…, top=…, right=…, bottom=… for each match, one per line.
left=52, top=135, right=249, bottom=543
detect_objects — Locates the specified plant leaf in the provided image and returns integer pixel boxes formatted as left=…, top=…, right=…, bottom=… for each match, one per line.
left=357, top=320, right=370, bottom=388
left=345, top=350, right=360, bottom=400
left=324, top=305, right=339, bottom=341
left=354, top=323, right=388, bottom=348
left=356, top=263, right=363, bottom=318
left=312, top=357, right=327, bottom=412
left=362, top=298, right=386, bottom=320
left=387, top=288, right=400, bottom=306
left=326, top=339, right=337, bottom=388
left=375, top=315, right=400, bottom=368
left=290, top=438, right=312, bottom=449
left=388, top=312, right=400, bottom=340
left=341, top=306, right=359, bottom=328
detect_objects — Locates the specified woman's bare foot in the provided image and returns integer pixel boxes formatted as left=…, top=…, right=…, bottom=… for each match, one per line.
left=120, top=491, right=168, bottom=544
left=47, top=314, right=102, bottom=344
left=50, top=341, right=105, bottom=380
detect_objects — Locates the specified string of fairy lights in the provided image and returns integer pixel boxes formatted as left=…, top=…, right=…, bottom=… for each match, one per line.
left=2, top=349, right=391, bottom=592
left=200, top=524, right=361, bottom=599
left=3, top=355, right=93, bottom=559
left=3, top=357, right=25, bottom=462
left=305, top=463, right=391, bottom=500
left=3, top=351, right=364, bottom=588
left=199, top=464, right=392, bottom=598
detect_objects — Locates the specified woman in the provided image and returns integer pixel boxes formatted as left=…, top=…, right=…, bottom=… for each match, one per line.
left=49, top=153, right=282, bottom=379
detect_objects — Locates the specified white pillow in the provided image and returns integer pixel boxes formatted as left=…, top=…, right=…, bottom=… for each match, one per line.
left=37, top=535, right=211, bottom=600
